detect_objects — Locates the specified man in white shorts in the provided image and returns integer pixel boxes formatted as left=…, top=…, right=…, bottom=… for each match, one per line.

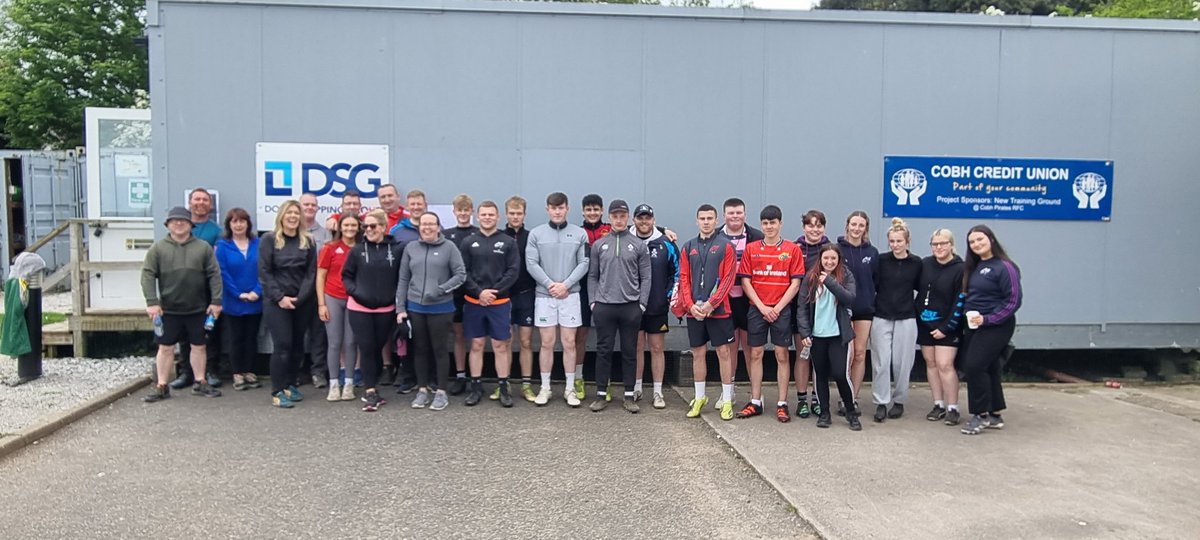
left=526, top=191, right=590, bottom=407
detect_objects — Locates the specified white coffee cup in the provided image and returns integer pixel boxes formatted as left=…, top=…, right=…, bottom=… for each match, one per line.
left=966, top=310, right=981, bottom=330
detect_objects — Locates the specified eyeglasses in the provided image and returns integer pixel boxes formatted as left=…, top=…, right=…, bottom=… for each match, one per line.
left=363, top=223, right=380, bottom=230
left=930, top=241, right=951, bottom=247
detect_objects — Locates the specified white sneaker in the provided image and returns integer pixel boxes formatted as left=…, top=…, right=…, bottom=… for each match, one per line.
left=565, top=388, right=581, bottom=408
left=534, top=387, right=552, bottom=406
left=653, top=392, right=666, bottom=409
left=713, top=398, right=725, bottom=411
left=326, top=384, right=341, bottom=402
left=341, top=384, right=356, bottom=401
left=633, top=389, right=643, bottom=402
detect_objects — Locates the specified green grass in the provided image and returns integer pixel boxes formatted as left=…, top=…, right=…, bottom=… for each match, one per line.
left=0, top=311, right=67, bottom=326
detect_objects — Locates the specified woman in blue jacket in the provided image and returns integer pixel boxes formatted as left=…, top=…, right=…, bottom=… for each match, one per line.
left=959, top=225, right=1022, bottom=435
left=215, top=208, right=263, bottom=391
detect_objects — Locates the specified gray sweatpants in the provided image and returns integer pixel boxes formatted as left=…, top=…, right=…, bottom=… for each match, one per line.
left=324, top=295, right=357, bottom=382
left=870, top=317, right=918, bottom=406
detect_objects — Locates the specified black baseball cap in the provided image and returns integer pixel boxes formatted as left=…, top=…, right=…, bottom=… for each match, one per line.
left=634, top=204, right=654, bottom=217
left=608, top=199, right=629, bottom=214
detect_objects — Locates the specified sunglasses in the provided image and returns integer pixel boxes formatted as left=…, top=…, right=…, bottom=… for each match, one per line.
left=363, top=223, right=380, bottom=230
left=930, top=241, right=951, bottom=247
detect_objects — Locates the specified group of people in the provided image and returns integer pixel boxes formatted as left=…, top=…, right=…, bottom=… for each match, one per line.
left=139, top=187, right=1021, bottom=435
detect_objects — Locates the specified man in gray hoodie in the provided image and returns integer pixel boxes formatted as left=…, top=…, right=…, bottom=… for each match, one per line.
left=395, top=212, right=466, bottom=411
left=586, top=199, right=651, bottom=413
left=525, top=192, right=589, bottom=407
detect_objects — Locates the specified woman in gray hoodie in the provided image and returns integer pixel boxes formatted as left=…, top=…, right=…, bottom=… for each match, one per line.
left=396, top=212, right=466, bottom=411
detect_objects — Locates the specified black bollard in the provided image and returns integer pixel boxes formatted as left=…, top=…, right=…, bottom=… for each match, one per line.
left=17, top=272, right=43, bottom=382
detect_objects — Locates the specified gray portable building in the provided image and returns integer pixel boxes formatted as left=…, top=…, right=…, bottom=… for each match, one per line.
left=147, top=0, right=1200, bottom=350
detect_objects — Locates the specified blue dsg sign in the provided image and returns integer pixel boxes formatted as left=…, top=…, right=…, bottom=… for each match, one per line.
left=883, top=156, right=1114, bottom=222
left=256, top=143, right=390, bottom=225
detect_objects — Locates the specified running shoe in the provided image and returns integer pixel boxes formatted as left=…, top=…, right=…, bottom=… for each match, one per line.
left=720, top=400, right=735, bottom=421
left=574, top=379, right=586, bottom=400
left=465, top=388, right=483, bottom=406
left=232, top=374, right=249, bottom=392
left=448, top=378, right=467, bottom=396
left=633, top=389, right=643, bottom=402
left=713, top=398, right=725, bottom=411
left=986, top=414, right=1005, bottom=430
left=341, top=384, right=356, bottom=401
left=191, top=382, right=222, bottom=398
left=430, top=392, right=449, bottom=411
left=873, top=405, right=888, bottom=423
left=776, top=404, right=791, bottom=423
left=816, top=412, right=831, bottom=428
left=926, top=405, right=947, bottom=421
left=283, top=385, right=303, bottom=402
left=361, top=391, right=385, bottom=412
left=652, top=393, right=666, bottom=410
left=686, top=396, right=708, bottom=418
left=411, top=389, right=432, bottom=409
left=943, top=409, right=961, bottom=426
left=272, top=391, right=294, bottom=409
left=961, top=414, right=987, bottom=435
left=521, top=384, right=537, bottom=403
left=534, top=387, right=552, bottom=406
left=565, top=388, right=581, bottom=408
left=811, top=402, right=822, bottom=417
left=142, top=385, right=171, bottom=403
left=888, top=403, right=905, bottom=419
left=327, top=384, right=341, bottom=402
left=498, top=384, right=514, bottom=408
left=244, top=373, right=262, bottom=389
left=735, top=402, right=763, bottom=419
left=847, top=413, right=863, bottom=431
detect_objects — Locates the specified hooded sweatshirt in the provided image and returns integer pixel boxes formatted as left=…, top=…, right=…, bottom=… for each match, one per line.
left=871, top=250, right=922, bottom=320
left=141, top=234, right=222, bottom=315
left=396, top=233, right=467, bottom=314
left=526, top=220, right=589, bottom=298
left=837, top=236, right=878, bottom=318
left=342, top=235, right=405, bottom=309
left=389, top=217, right=419, bottom=246
left=587, top=227, right=651, bottom=306
left=918, top=254, right=965, bottom=335
left=636, top=227, right=680, bottom=316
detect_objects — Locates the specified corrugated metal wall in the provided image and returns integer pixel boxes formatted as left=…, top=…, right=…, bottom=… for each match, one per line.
left=149, top=0, right=1200, bottom=348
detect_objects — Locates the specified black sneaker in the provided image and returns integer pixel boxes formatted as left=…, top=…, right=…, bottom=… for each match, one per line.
left=448, top=378, right=467, bottom=396
left=796, top=401, right=811, bottom=418
left=888, top=403, right=904, bottom=419
left=873, top=404, right=887, bottom=423
left=811, top=402, right=823, bottom=417
left=943, top=409, right=961, bottom=426
left=498, top=383, right=513, bottom=408
left=206, top=372, right=223, bottom=388
left=143, top=384, right=171, bottom=403
left=926, top=405, right=947, bottom=421
left=986, top=414, right=1005, bottom=430
left=464, top=388, right=483, bottom=406
left=361, top=391, right=385, bottom=412
left=379, top=365, right=397, bottom=386
left=396, top=380, right=416, bottom=394
left=816, top=412, right=832, bottom=428
left=847, top=413, right=862, bottom=431
left=191, top=382, right=222, bottom=398
left=961, top=414, right=987, bottom=435
left=168, top=372, right=193, bottom=390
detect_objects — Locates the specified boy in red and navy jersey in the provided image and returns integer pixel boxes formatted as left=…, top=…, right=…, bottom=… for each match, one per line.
left=734, top=205, right=804, bottom=422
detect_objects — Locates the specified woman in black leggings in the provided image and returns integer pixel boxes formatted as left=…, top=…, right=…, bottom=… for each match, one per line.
left=341, top=210, right=404, bottom=412
left=959, top=225, right=1022, bottom=435
left=795, top=244, right=861, bottom=431
left=259, top=200, right=317, bottom=408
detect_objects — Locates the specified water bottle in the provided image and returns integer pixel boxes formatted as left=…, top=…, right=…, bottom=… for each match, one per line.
left=153, top=315, right=164, bottom=337
left=204, top=313, right=217, bottom=332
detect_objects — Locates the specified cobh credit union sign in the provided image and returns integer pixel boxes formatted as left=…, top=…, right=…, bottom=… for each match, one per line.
left=883, top=156, right=1114, bottom=222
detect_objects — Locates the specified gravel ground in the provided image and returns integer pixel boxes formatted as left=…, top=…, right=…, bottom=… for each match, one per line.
left=0, top=356, right=152, bottom=435
left=0, top=290, right=74, bottom=315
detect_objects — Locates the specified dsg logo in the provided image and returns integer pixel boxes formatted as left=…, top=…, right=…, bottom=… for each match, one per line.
left=264, top=160, right=382, bottom=197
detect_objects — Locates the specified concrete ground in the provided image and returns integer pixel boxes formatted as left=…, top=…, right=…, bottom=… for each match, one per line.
left=0, top=384, right=814, bottom=539
left=695, top=383, right=1200, bottom=540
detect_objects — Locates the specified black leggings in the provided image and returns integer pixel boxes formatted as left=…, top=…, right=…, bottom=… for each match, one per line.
left=265, top=301, right=315, bottom=394
left=810, top=336, right=855, bottom=415
left=961, top=317, right=1014, bottom=416
left=224, top=313, right=261, bottom=374
left=349, top=310, right=395, bottom=390
left=593, top=302, right=642, bottom=394
left=411, top=312, right=452, bottom=390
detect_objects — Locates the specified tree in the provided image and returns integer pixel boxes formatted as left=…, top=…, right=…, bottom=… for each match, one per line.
left=817, top=0, right=1103, bottom=16
left=0, top=0, right=147, bottom=150
left=1093, top=0, right=1199, bottom=18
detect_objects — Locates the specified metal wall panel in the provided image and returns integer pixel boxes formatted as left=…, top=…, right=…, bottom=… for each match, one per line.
left=151, top=1, right=1200, bottom=347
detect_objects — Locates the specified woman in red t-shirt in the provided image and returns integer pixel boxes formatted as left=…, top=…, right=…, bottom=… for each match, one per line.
left=317, top=214, right=362, bottom=402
